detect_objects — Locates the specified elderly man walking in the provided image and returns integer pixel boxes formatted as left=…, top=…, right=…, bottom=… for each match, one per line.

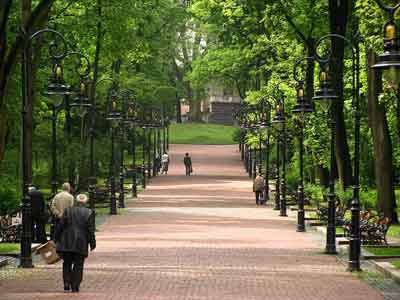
left=253, top=172, right=265, bottom=206
left=56, top=194, right=96, bottom=293
left=50, top=183, right=74, bottom=239
left=51, top=182, right=74, bottom=218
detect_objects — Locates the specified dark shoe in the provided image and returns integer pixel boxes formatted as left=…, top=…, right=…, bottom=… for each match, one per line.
left=71, top=287, right=79, bottom=293
left=64, top=285, right=70, bottom=292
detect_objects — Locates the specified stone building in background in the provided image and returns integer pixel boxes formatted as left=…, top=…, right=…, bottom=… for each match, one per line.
left=180, top=83, right=242, bottom=125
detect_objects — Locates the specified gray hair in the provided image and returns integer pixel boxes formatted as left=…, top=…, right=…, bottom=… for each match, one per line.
left=76, top=193, right=88, bottom=204
left=62, top=182, right=71, bottom=192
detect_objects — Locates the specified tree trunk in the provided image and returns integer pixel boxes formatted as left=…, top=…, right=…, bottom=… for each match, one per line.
left=175, top=86, right=182, bottom=123
left=328, top=0, right=353, bottom=188
left=21, top=0, right=34, bottom=183
left=367, top=51, right=398, bottom=223
left=0, top=0, right=54, bottom=167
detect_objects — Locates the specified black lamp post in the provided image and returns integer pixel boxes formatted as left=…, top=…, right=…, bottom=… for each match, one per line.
left=139, top=106, right=149, bottom=188
left=237, top=107, right=249, bottom=172
left=372, top=1, right=400, bottom=72
left=257, top=98, right=272, bottom=203
left=147, top=113, right=152, bottom=180
left=43, top=57, right=73, bottom=196
left=83, top=77, right=118, bottom=221
left=313, top=60, right=339, bottom=254
left=272, top=94, right=287, bottom=217
left=141, top=126, right=147, bottom=189
left=314, top=31, right=363, bottom=260
left=162, top=104, right=167, bottom=154
left=106, top=87, right=122, bottom=215
left=20, top=29, right=70, bottom=268
left=292, top=57, right=315, bottom=232
left=125, top=96, right=139, bottom=198
left=166, top=117, right=170, bottom=151
left=364, top=0, right=400, bottom=270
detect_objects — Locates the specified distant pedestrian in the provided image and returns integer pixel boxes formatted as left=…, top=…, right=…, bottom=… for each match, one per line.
left=161, top=153, right=169, bottom=174
left=253, top=174, right=265, bottom=205
left=55, top=194, right=96, bottom=293
left=28, top=185, right=47, bottom=244
left=50, top=182, right=74, bottom=239
left=183, top=153, right=192, bottom=176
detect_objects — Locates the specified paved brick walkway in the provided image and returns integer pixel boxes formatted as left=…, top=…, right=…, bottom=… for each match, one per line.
left=0, top=145, right=384, bottom=300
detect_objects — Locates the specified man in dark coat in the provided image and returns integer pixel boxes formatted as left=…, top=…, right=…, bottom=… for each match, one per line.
left=55, top=194, right=96, bottom=293
left=28, top=186, right=47, bottom=244
left=183, top=153, right=192, bottom=176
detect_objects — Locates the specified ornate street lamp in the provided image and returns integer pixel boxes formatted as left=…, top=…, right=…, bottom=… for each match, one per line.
left=272, top=93, right=287, bottom=217
left=106, top=87, right=122, bottom=215
left=125, top=95, right=139, bottom=198
left=313, top=57, right=339, bottom=255
left=237, top=106, right=249, bottom=172
left=292, top=57, right=315, bottom=232
left=67, top=52, right=94, bottom=222
left=152, top=108, right=162, bottom=176
left=138, top=105, right=148, bottom=188
left=43, top=56, right=73, bottom=196
left=144, top=106, right=153, bottom=180
left=257, top=98, right=272, bottom=203
left=313, top=33, right=362, bottom=268
left=21, top=29, right=69, bottom=268
left=166, top=116, right=170, bottom=152
left=371, top=1, right=400, bottom=87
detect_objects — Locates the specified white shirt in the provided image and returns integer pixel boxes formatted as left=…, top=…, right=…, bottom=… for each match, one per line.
left=162, top=154, right=169, bottom=163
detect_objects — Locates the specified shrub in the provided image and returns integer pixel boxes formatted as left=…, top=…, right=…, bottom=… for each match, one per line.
left=304, top=183, right=325, bottom=205
left=232, top=128, right=242, bottom=143
left=285, top=160, right=299, bottom=193
left=0, top=186, right=19, bottom=215
left=335, top=182, right=353, bottom=207
left=360, top=189, right=377, bottom=210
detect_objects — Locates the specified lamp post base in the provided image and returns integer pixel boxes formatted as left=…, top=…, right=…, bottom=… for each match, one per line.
left=325, top=247, right=338, bottom=255
left=297, top=209, right=305, bottom=232
left=347, top=260, right=361, bottom=272
left=19, top=258, right=33, bottom=268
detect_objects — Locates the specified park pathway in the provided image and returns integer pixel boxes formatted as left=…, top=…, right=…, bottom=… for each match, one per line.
left=0, top=144, right=383, bottom=300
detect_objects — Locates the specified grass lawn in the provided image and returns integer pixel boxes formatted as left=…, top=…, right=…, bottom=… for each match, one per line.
left=392, top=260, right=400, bottom=269
left=387, top=224, right=400, bottom=239
left=363, top=247, right=400, bottom=256
left=336, top=227, right=344, bottom=234
left=0, top=243, right=19, bottom=254
left=170, top=123, right=237, bottom=145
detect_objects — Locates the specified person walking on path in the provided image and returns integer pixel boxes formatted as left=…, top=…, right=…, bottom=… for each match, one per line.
left=184, top=153, right=192, bottom=176
left=50, top=182, right=74, bottom=239
left=161, top=152, right=169, bottom=174
left=253, top=173, right=265, bottom=205
left=28, top=185, right=48, bottom=244
left=55, top=194, right=96, bottom=293
left=50, top=182, right=74, bottom=218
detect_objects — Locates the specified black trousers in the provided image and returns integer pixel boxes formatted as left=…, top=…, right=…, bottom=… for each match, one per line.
left=32, top=216, right=47, bottom=244
left=62, top=252, right=85, bottom=290
left=255, top=191, right=262, bottom=205
left=185, top=165, right=191, bottom=176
